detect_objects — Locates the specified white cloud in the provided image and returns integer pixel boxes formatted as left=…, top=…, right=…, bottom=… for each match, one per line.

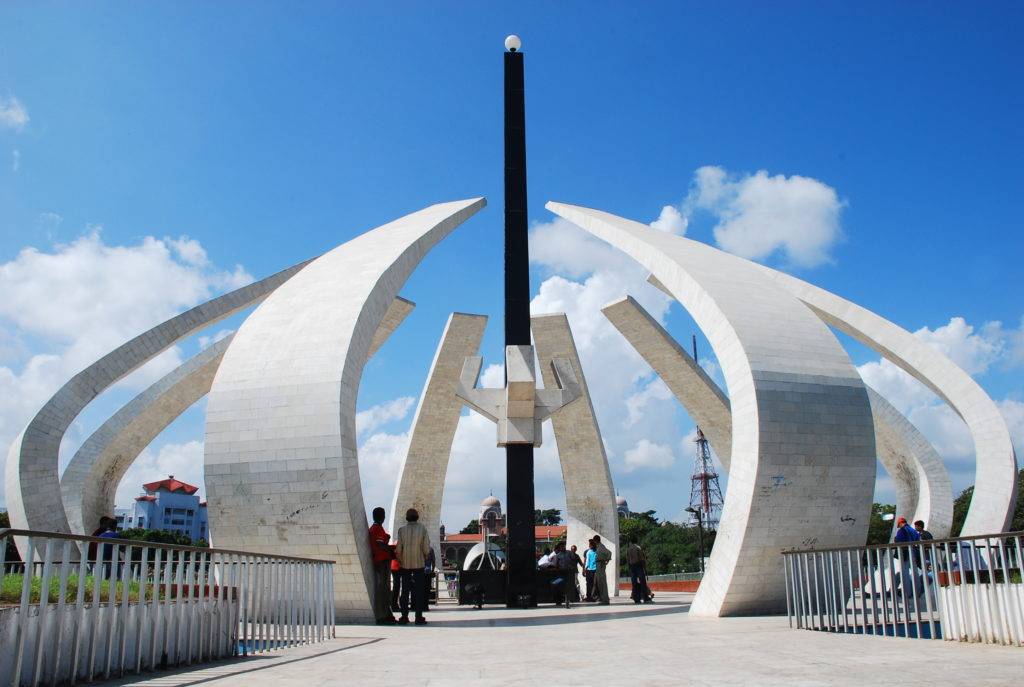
left=912, top=317, right=1004, bottom=375
left=167, top=236, right=209, bottom=267
left=684, top=165, right=844, bottom=268
left=479, top=363, right=505, bottom=389
left=624, top=378, right=672, bottom=428
left=358, top=429, right=411, bottom=515
left=0, top=96, right=29, bottom=131
left=650, top=205, right=687, bottom=235
left=858, top=314, right=1024, bottom=501
left=529, top=217, right=635, bottom=279
left=356, top=396, right=415, bottom=439
left=197, top=329, right=234, bottom=350
left=0, top=231, right=254, bottom=505
left=11, top=150, right=20, bottom=172
left=115, top=440, right=205, bottom=507
left=623, top=439, right=675, bottom=472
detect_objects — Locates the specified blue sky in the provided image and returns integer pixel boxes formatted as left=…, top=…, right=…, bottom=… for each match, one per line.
left=1, top=3, right=1022, bottom=531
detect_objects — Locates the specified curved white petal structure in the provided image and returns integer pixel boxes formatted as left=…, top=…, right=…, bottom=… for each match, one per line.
left=867, top=387, right=953, bottom=538
left=532, top=313, right=620, bottom=597
left=59, top=295, right=417, bottom=541
left=759, top=268, right=1017, bottom=535
left=4, top=258, right=313, bottom=546
left=547, top=201, right=877, bottom=616
left=203, top=198, right=485, bottom=621
left=602, top=295, right=733, bottom=466
left=60, top=335, right=234, bottom=537
left=602, top=295, right=952, bottom=539
left=389, top=312, right=488, bottom=555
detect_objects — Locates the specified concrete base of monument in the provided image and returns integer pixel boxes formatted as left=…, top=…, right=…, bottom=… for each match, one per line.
left=103, top=592, right=1022, bottom=687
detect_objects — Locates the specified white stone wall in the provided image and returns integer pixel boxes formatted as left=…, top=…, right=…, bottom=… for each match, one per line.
left=4, top=258, right=313, bottom=550
left=60, top=335, right=233, bottom=537
left=760, top=267, right=1017, bottom=535
left=547, top=201, right=877, bottom=617
left=389, top=313, right=488, bottom=553
left=532, top=313, right=620, bottom=596
left=602, top=295, right=953, bottom=539
left=867, top=387, right=953, bottom=538
left=203, top=199, right=484, bottom=622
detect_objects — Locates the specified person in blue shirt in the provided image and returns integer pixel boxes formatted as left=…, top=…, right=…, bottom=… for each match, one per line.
left=893, top=516, right=920, bottom=544
left=892, top=516, right=921, bottom=600
left=583, top=538, right=598, bottom=601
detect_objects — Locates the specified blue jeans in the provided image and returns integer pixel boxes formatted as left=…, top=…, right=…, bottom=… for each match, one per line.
left=399, top=568, right=425, bottom=617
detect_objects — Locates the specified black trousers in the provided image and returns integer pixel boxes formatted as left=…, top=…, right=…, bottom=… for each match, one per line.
left=390, top=570, right=402, bottom=609
left=584, top=570, right=596, bottom=600
left=630, top=563, right=651, bottom=602
left=399, top=568, right=425, bottom=617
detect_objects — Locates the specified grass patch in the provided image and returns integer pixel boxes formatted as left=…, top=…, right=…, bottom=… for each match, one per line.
left=1, top=573, right=143, bottom=605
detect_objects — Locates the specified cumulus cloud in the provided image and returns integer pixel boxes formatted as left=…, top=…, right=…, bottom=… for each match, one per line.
left=115, top=440, right=205, bottom=506
left=356, top=396, right=415, bottom=439
left=859, top=314, right=1024, bottom=497
left=682, top=165, right=844, bottom=268
left=0, top=231, right=254, bottom=506
left=624, top=378, right=672, bottom=428
left=650, top=205, right=688, bottom=234
left=623, top=439, right=675, bottom=472
left=0, top=96, right=29, bottom=131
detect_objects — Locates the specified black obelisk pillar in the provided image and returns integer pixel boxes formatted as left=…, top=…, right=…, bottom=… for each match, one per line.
left=503, top=41, right=536, bottom=608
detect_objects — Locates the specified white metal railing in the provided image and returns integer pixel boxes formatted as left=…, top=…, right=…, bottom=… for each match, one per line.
left=782, top=531, right=1024, bottom=646
left=1, top=529, right=336, bottom=686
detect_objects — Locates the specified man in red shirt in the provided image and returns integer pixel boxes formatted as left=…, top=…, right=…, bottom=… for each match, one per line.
left=368, top=507, right=395, bottom=624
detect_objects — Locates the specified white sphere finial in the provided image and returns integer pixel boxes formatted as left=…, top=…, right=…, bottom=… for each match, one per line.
left=505, top=35, right=522, bottom=52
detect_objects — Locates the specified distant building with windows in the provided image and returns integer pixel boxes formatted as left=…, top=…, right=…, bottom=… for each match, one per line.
left=114, top=475, right=208, bottom=542
left=440, top=495, right=566, bottom=569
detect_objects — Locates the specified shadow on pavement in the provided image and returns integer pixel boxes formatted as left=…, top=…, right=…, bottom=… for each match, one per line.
left=106, top=638, right=384, bottom=687
left=421, top=601, right=691, bottom=628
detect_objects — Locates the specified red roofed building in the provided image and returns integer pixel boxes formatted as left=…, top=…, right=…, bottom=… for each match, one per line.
left=114, top=475, right=208, bottom=542
left=142, top=476, right=199, bottom=495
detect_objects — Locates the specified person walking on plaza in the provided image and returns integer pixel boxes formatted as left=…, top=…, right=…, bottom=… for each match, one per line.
left=593, top=535, right=611, bottom=605
left=583, top=539, right=598, bottom=601
left=395, top=507, right=431, bottom=625
left=368, top=506, right=395, bottom=624
left=627, top=540, right=653, bottom=604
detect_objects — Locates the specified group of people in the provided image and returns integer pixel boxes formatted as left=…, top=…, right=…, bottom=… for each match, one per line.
left=368, top=506, right=433, bottom=626
left=893, top=517, right=934, bottom=543
left=537, top=535, right=615, bottom=606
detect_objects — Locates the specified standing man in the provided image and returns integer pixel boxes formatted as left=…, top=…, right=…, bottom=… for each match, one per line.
left=395, top=507, right=431, bottom=625
left=627, top=539, right=653, bottom=604
left=583, top=539, right=598, bottom=601
left=593, top=535, right=611, bottom=605
left=569, top=544, right=585, bottom=601
left=368, top=506, right=395, bottom=625
left=913, top=520, right=934, bottom=540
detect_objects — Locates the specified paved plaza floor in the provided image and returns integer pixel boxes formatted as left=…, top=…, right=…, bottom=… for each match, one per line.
left=109, top=593, right=1022, bottom=687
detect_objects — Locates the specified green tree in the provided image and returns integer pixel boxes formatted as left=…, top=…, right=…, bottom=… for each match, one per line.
left=951, top=487, right=973, bottom=537
left=866, top=503, right=896, bottom=545
left=1012, top=469, right=1024, bottom=532
left=534, top=508, right=562, bottom=526
left=459, top=519, right=480, bottom=535
left=950, top=468, right=1023, bottom=537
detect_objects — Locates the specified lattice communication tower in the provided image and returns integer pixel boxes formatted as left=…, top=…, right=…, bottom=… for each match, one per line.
left=687, top=335, right=725, bottom=530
